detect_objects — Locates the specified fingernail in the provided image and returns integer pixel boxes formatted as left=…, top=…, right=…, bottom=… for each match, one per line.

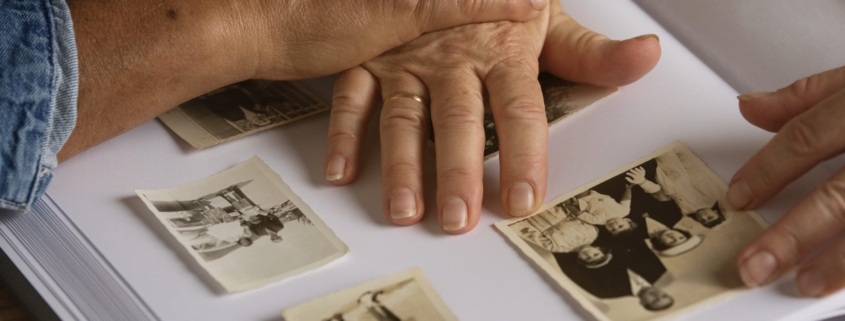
left=389, top=188, right=417, bottom=219
left=634, top=34, right=659, bottom=42
left=739, top=251, right=777, bottom=287
left=441, top=197, right=468, bottom=232
left=508, top=181, right=535, bottom=217
left=727, top=180, right=753, bottom=209
left=531, top=0, right=548, bottom=10
left=796, top=270, right=825, bottom=297
left=737, top=92, right=773, bottom=102
left=326, top=156, right=346, bottom=181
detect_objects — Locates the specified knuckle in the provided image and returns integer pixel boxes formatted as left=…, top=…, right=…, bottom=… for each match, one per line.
left=815, top=179, right=845, bottom=224
left=504, top=150, right=545, bottom=170
left=437, top=40, right=470, bottom=58
left=380, top=104, right=428, bottom=133
left=331, top=95, right=367, bottom=118
left=434, top=105, right=483, bottom=131
left=785, top=117, right=826, bottom=157
left=327, top=131, right=358, bottom=145
left=753, top=159, right=779, bottom=188
left=770, top=225, right=805, bottom=265
left=384, top=160, right=422, bottom=177
left=438, top=166, right=477, bottom=183
left=498, top=99, right=547, bottom=123
left=786, top=76, right=812, bottom=98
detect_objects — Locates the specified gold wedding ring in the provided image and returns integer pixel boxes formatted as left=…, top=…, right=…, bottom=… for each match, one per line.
left=384, top=92, right=427, bottom=106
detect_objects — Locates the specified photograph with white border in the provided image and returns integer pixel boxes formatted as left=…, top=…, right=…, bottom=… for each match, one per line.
left=136, top=156, right=348, bottom=292
left=282, top=268, right=458, bottom=321
left=496, top=141, right=769, bottom=321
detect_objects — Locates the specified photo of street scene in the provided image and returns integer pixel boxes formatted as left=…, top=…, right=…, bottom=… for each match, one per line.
left=137, top=156, right=348, bottom=292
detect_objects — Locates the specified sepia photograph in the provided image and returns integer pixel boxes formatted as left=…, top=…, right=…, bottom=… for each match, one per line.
left=136, top=156, right=348, bottom=292
left=282, top=268, right=459, bottom=321
left=159, top=80, right=329, bottom=149
left=495, top=141, right=769, bottom=321
left=430, top=73, right=618, bottom=159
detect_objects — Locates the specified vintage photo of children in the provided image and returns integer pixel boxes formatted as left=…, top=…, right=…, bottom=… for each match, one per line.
left=136, top=156, right=348, bottom=292
left=282, top=268, right=458, bottom=321
left=158, top=80, right=329, bottom=149
left=496, top=141, right=769, bottom=321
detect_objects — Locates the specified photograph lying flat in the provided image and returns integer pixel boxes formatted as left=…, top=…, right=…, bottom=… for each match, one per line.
left=136, top=156, right=348, bottom=292
left=159, top=80, right=329, bottom=149
left=282, top=268, right=458, bottom=321
left=496, top=141, right=768, bottom=321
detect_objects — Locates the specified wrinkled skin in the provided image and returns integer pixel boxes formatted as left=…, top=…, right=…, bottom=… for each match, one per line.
left=323, top=1, right=661, bottom=233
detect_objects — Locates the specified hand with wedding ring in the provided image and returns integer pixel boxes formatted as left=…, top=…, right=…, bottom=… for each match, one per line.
left=323, top=1, right=661, bottom=233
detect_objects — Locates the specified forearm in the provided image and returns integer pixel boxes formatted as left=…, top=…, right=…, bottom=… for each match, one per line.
left=59, top=0, right=258, bottom=161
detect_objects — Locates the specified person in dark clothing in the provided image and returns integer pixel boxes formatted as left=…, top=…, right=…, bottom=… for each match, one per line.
left=241, top=213, right=285, bottom=243
left=555, top=229, right=669, bottom=301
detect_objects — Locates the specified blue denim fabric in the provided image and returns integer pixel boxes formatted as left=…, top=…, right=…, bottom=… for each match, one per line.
left=0, top=0, right=78, bottom=211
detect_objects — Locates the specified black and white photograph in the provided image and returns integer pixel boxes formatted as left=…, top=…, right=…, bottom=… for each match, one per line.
left=430, top=73, right=617, bottom=159
left=136, top=156, right=348, bottom=292
left=495, top=142, right=769, bottom=321
left=282, top=268, right=458, bottom=321
left=158, top=80, right=329, bottom=149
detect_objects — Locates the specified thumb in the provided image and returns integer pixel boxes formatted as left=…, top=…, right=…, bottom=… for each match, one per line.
left=538, top=1, right=661, bottom=87
left=738, top=66, right=845, bottom=132
left=411, top=0, right=547, bottom=33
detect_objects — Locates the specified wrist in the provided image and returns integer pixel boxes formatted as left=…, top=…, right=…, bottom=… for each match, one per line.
left=202, top=0, right=269, bottom=81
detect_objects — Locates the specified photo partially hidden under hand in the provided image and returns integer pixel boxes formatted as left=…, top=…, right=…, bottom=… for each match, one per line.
left=428, top=73, right=618, bottom=160
left=158, top=80, right=329, bottom=149
left=136, top=156, right=348, bottom=292
left=496, top=141, right=769, bottom=321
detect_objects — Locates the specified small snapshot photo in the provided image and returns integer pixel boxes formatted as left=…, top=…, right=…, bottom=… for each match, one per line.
left=136, top=156, right=348, bottom=292
left=282, top=268, right=458, bottom=321
left=495, top=141, right=768, bottom=321
left=158, top=80, right=329, bottom=149
left=431, top=73, right=617, bottom=159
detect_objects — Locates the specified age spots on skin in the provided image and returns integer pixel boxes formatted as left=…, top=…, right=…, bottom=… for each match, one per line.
left=166, top=8, right=178, bottom=20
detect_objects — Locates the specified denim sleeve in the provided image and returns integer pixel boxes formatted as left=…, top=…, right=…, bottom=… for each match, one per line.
left=0, top=0, right=78, bottom=211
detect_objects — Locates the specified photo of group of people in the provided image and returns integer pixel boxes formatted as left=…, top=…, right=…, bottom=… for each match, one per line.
left=137, top=156, right=348, bottom=292
left=158, top=80, right=329, bottom=149
left=497, top=142, right=768, bottom=321
left=282, top=268, right=458, bottom=321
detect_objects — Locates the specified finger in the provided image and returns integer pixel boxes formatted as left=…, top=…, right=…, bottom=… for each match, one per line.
left=727, top=88, right=845, bottom=210
left=737, top=167, right=845, bottom=289
left=377, top=73, right=430, bottom=225
left=485, top=59, right=548, bottom=217
left=325, top=67, right=378, bottom=185
left=738, top=66, right=845, bottom=132
left=539, top=1, right=661, bottom=87
left=428, top=69, right=486, bottom=234
left=796, top=231, right=845, bottom=297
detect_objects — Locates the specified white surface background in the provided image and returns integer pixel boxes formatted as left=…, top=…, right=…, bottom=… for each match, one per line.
left=47, top=0, right=844, bottom=320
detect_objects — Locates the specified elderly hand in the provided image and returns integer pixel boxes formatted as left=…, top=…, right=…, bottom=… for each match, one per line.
left=730, top=66, right=845, bottom=297
left=323, top=1, right=661, bottom=233
left=60, top=0, right=549, bottom=161
left=247, top=0, right=549, bottom=80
